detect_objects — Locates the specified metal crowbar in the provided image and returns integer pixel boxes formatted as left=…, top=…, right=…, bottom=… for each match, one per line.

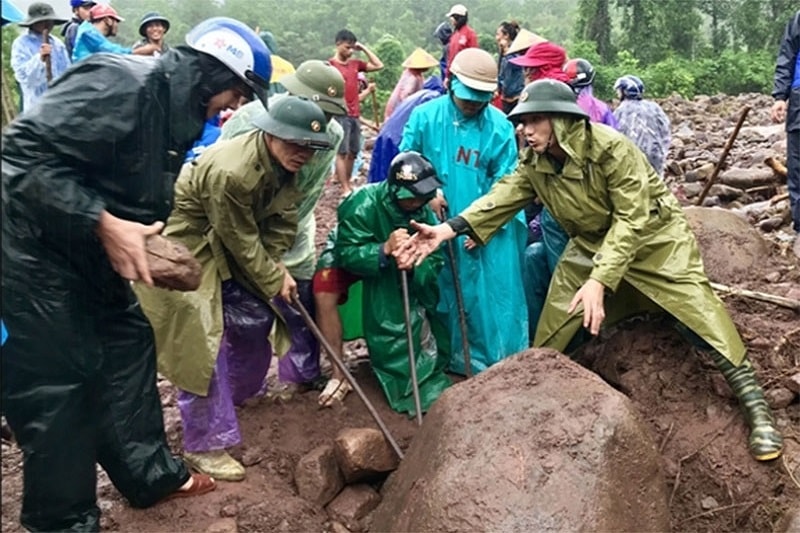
left=291, top=294, right=404, bottom=459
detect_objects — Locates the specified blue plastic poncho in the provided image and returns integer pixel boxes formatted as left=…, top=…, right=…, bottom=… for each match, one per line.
left=613, top=99, right=671, bottom=176
left=368, top=88, right=443, bottom=184
left=399, top=96, right=529, bottom=375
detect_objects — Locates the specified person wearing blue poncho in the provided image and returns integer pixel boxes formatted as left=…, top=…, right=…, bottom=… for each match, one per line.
left=368, top=87, right=443, bottom=185
left=399, top=48, right=528, bottom=375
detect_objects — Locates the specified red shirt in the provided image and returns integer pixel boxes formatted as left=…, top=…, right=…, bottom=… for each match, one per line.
left=329, top=57, right=368, bottom=117
left=446, top=25, right=478, bottom=79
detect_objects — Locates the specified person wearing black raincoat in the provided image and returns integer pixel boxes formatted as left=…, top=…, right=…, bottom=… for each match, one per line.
left=771, top=10, right=800, bottom=234
left=1, top=17, right=272, bottom=532
left=395, top=80, right=783, bottom=463
left=337, top=151, right=452, bottom=415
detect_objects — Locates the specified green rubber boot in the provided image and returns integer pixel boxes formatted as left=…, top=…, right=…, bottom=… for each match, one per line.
left=710, top=351, right=783, bottom=461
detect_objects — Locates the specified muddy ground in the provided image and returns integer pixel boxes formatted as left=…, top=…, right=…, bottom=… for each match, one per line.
left=3, top=104, right=800, bottom=532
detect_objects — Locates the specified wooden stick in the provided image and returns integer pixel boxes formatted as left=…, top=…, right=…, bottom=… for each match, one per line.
left=770, top=192, right=790, bottom=205
left=696, top=106, right=750, bottom=206
left=358, top=117, right=380, bottom=132
left=710, top=282, right=800, bottom=311
left=370, top=88, right=381, bottom=129
left=42, top=29, right=52, bottom=83
left=764, top=156, right=788, bottom=178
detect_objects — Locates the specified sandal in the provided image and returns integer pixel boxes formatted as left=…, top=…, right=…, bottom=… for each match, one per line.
left=161, top=473, right=216, bottom=502
left=318, top=378, right=353, bottom=407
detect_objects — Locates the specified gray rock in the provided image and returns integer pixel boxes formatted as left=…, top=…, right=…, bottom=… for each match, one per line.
left=683, top=207, right=768, bottom=284
left=334, top=428, right=399, bottom=484
left=765, top=387, right=796, bottom=410
left=325, top=485, right=381, bottom=532
left=371, top=349, right=670, bottom=533
left=294, top=444, right=344, bottom=507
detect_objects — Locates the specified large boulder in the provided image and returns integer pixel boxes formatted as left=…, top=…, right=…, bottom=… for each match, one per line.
left=371, top=349, right=669, bottom=532
left=683, top=206, right=769, bottom=284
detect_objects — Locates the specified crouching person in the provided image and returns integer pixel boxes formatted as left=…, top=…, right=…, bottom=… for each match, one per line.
left=336, top=151, right=452, bottom=415
left=136, top=96, right=332, bottom=480
left=396, top=81, right=783, bottom=461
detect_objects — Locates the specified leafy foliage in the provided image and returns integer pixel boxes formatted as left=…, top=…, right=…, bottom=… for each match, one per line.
left=1, top=0, right=794, bottom=119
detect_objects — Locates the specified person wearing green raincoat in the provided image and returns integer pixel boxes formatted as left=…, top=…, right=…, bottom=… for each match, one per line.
left=336, top=151, right=452, bottom=415
left=219, top=60, right=347, bottom=396
left=135, top=96, right=333, bottom=481
left=395, top=80, right=783, bottom=462
left=399, top=47, right=528, bottom=376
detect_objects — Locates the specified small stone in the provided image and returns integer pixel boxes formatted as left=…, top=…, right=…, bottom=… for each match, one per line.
left=206, top=518, right=238, bottom=533
left=710, top=373, right=734, bottom=399
left=748, top=337, right=773, bottom=350
left=330, top=521, right=351, bottom=533
left=220, top=504, right=239, bottom=518
left=241, top=447, right=264, bottom=467
left=763, top=271, right=781, bottom=283
left=765, top=387, right=796, bottom=410
left=785, top=373, right=800, bottom=394
left=700, top=496, right=719, bottom=510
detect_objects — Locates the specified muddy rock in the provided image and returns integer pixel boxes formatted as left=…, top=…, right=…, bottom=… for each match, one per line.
left=683, top=206, right=768, bottom=284
left=295, top=444, right=344, bottom=506
left=786, top=373, right=800, bottom=394
left=372, top=349, right=669, bottom=533
left=766, top=387, right=796, bottom=410
left=206, top=518, right=237, bottom=533
left=773, top=507, right=800, bottom=533
left=334, top=428, right=399, bottom=483
left=325, top=485, right=381, bottom=532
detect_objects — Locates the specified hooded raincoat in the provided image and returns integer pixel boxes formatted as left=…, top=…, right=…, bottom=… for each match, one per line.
left=399, top=96, right=529, bottom=375
left=336, top=183, right=451, bottom=414
left=135, top=129, right=301, bottom=396
left=458, top=118, right=745, bottom=365
left=1, top=49, right=209, bottom=531
left=613, top=98, right=671, bottom=176
left=219, top=97, right=345, bottom=384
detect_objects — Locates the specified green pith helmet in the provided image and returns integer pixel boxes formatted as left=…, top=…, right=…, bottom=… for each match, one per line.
left=508, top=79, right=589, bottom=121
left=279, top=60, right=346, bottom=116
left=252, top=95, right=332, bottom=149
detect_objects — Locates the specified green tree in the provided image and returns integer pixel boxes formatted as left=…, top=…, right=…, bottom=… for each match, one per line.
left=576, top=0, right=613, bottom=63
left=615, top=0, right=668, bottom=64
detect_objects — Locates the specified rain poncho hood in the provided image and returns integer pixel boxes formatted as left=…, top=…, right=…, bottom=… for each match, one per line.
left=614, top=98, right=671, bottom=176
left=135, top=129, right=301, bottom=396
left=2, top=47, right=210, bottom=530
left=459, top=118, right=746, bottom=365
left=336, top=182, right=452, bottom=414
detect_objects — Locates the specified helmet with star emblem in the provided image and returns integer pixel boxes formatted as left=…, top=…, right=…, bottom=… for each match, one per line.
left=279, top=60, right=346, bottom=116
left=251, top=95, right=332, bottom=149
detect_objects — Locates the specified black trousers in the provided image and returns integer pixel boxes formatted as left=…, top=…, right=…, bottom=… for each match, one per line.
left=2, top=264, right=189, bottom=532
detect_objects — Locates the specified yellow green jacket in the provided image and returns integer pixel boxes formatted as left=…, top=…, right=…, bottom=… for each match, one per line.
left=459, top=118, right=745, bottom=365
left=135, top=130, right=300, bottom=395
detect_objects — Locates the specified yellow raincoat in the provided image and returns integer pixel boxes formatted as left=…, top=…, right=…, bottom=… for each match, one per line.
left=135, top=130, right=299, bottom=395
left=459, top=118, right=745, bottom=365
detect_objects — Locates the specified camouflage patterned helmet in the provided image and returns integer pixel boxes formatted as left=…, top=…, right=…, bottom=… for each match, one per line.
left=252, top=95, right=331, bottom=149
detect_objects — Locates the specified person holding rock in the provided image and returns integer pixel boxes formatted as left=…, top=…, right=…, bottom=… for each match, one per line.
left=395, top=80, right=784, bottom=462
left=2, top=16, right=273, bottom=530
left=135, top=96, right=333, bottom=482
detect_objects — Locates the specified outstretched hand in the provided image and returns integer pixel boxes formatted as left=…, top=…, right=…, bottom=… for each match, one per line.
left=567, top=278, right=607, bottom=336
left=392, top=220, right=456, bottom=269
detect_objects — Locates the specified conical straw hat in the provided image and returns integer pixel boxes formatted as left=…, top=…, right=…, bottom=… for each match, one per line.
left=506, top=28, right=547, bottom=55
left=402, top=48, right=439, bottom=69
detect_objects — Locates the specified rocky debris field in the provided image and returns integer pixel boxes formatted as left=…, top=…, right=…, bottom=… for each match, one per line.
left=2, top=92, right=799, bottom=533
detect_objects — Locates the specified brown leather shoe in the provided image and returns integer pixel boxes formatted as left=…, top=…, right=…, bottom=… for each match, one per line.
left=161, top=473, right=216, bottom=502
